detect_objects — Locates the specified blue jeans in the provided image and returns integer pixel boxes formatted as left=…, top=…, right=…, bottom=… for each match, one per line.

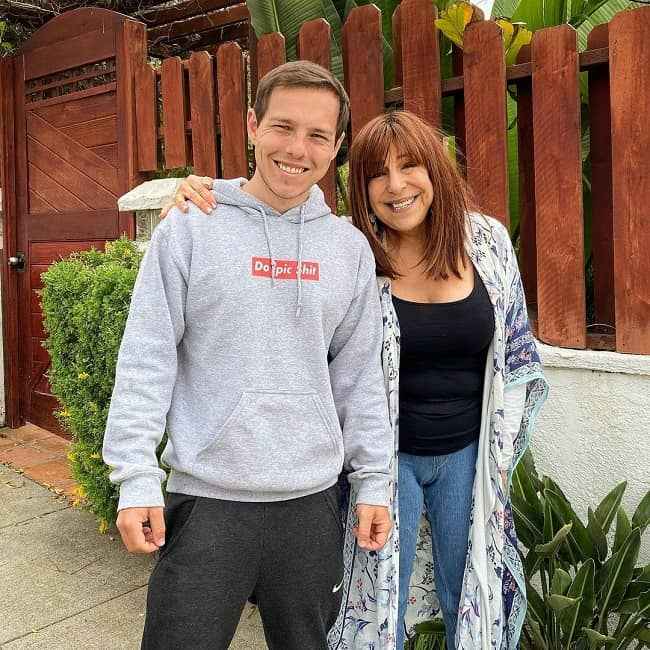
left=396, top=441, right=478, bottom=649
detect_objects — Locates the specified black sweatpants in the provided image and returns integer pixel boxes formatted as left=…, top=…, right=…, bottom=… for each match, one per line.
left=141, top=485, right=344, bottom=650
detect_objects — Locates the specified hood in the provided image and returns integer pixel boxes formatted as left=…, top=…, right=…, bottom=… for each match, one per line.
left=212, top=178, right=332, bottom=317
left=212, top=177, right=331, bottom=223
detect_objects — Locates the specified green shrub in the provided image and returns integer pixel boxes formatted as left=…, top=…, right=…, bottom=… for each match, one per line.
left=40, top=237, right=144, bottom=530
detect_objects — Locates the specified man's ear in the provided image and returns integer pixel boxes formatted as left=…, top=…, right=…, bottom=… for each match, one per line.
left=247, top=108, right=258, bottom=144
left=331, top=132, right=345, bottom=162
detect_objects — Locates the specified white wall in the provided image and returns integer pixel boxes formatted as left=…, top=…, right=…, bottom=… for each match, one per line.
left=533, top=343, right=650, bottom=561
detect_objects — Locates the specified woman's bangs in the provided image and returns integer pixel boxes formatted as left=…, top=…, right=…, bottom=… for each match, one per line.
left=362, top=130, right=392, bottom=180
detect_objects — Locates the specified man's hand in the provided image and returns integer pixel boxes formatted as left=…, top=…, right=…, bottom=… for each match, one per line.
left=354, top=504, right=392, bottom=551
left=159, top=175, right=216, bottom=219
left=116, top=506, right=166, bottom=554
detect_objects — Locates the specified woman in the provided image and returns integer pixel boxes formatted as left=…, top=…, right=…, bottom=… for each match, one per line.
left=164, top=110, right=547, bottom=649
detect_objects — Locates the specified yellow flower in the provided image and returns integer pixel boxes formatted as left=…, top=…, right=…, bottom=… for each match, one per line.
left=67, top=451, right=76, bottom=462
left=78, top=372, right=89, bottom=380
left=98, top=519, right=109, bottom=534
left=90, top=452, right=102, bottom=460
left=60, top=409, right=70, bottom=418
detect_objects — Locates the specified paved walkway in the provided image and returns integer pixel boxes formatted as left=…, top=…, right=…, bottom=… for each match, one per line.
left=0, top=425, right=266, bottom=650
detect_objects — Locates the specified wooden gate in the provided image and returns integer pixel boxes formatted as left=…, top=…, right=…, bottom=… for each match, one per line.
left=0, top=9, right=146, bottom=430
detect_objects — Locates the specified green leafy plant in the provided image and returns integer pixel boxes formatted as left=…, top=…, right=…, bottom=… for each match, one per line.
left=40, top=238, right=147, bottom=530
left=409, top=451, right=650, bottom=649
left=512, top=450, right=650, bottom=649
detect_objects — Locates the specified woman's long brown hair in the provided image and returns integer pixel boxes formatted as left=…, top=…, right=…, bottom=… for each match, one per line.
left=348, top=111, right=472, bottom=279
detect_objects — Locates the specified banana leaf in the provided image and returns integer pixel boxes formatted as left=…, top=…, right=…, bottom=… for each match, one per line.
left=247, top=0, right=346, bottom=81
left=560, top=559, right=596, bottom=645
left=594, top=481, right=627, bottom=537
left=613, top=507, right=632, bottom=555
left=632, top=489, right=650, bottom=535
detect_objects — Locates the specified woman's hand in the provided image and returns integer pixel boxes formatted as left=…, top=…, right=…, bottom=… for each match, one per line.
left=159, top=175, right=216, bottom=219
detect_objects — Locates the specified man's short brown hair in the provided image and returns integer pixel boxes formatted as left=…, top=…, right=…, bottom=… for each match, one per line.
left=253, top=61, right=350, bottom=139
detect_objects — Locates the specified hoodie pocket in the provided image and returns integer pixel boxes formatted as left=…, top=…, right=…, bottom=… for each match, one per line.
left=192, top=390, right=343, bottom=494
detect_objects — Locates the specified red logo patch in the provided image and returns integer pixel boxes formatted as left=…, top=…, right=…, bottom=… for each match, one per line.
left=251, top=257, right=320, bottom=281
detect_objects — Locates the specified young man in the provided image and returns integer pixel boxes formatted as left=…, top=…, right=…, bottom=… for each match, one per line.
left=103, top=61, right=393, bottom=650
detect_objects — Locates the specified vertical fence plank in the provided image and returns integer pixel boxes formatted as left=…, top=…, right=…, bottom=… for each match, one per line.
left=532, top=26, right=586, bottom=348
left=516, top=45, right=537, bottom=309
left=587, top=23, right=615, bottom=331
left=452, top=46, right=466, bottom=170
left=610, top=7, right=650, bottom=353
left=217, top=42, right=248, bottom=179
left=162, top=56, right=189, bottom=168
left=0, top=56, right=22, bottom=427
left=400, top=0, right=440, bottom=128
left=116, top=19, right=147, bottom=237
left=463, top=20, right=509, bottom=224
left=298, top=19, right=337, bottom=212
left=189, top=51, right=218, bottom=178
left=343, top=5, right=384, bottom=140
left=135, top=63, right=157, bottom=172
left=257, top=33, right=286, bottom=81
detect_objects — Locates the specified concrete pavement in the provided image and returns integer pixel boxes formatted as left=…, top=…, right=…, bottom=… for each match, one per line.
left=0, top=464, right=266, bottom=649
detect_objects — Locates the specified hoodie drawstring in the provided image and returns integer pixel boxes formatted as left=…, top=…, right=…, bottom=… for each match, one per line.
left=295, top=205, right=306, bottom=318
left=260, top=206, right=276, bottom=288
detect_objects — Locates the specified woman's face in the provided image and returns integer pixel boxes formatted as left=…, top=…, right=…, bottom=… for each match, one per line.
left=367, top=144, right=434, bottom=236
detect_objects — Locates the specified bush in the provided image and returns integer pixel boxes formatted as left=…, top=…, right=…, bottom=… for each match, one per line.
left=41, top=237, right=143, bottom=530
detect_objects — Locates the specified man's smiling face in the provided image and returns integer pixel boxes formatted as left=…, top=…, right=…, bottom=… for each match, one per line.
left=245, top=86, right=343, bottom=213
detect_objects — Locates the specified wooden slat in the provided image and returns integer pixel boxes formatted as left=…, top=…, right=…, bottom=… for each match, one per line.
left=28, top=163, right=90, bottom=212
left=452, top=46, right=466, bottom=168
left=27, top=137, right=117, bottom=209
left=33, top=337, right=50, bottom=364
left=162, top=56, right=190, bottom=168
left=532, top=26, right=586, bottom=348
left=26, top=210, right=120, bottom=240
left=25, top=83, right=117, bottom=111
left=148, top=3, right=248, bottom=41
left=31, top=240, right=107, bottom=263
left=400, top=0, right=440, bottom=128
left=139, top=0, right=242, bottom=26
left=298, top=19, right=337, bottom=212
left=516, top=45, right=537, bottom=305
left=26, top=63, right=116, bottom=94
left=587, top=23, right=615, bottom=329
left=24, top=28, right=116, bottom=81
left=60, top=115, right=117, bottom=147
left=189, top=51, right=218, bottom=177
left=343, top=5, right=384, bottom=140
left=33, top=90, right=117, bottom=127
left=257, top=33, right=286, bottom=81
left=217, top=42, right=248, bottom=179
left=135, top=63, right=158, bottom=171
left=26, top=112, right=120, bottom=195
left=610, top=7, right=650, bottom=353
left=91, top=143, right=119, bottom=166
left=116, top=18, right=147, bottom=238
left=463, top=20, right=508, bottom=224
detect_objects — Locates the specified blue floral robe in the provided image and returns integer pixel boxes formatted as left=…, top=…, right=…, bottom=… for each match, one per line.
left=328, top=213, right=549, bottom=650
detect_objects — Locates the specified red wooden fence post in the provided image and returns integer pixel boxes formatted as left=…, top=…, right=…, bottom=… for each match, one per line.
left=463, top=20, right=509, bottom=225
left=400, top=0, right=441, bottom=129
left=189, top=51, right=218, bottom=178
left=257, top=33, right=286, bottom=82
left=161, top=57, right=190, bottom=169
left=610, top=7, right=650, bottom=354
left=298, top=19, right=337, bottom=212
left=135, top=63, right=157, bottom=172
left=217, top=42, right=248, bottom=179
left=0, top=56, right=22, bottom=427
left=343, top=5, right=384, bottom=141
left=532, top=26, right=586, bottom=348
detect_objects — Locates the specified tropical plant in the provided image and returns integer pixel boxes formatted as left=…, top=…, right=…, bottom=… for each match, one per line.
left=511, top=450, right=650, bottom=649
left=410, top=451, right=650, bottom=649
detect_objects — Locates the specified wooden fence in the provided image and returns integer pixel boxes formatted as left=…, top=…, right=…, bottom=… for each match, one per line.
left=132, top=0, right=650, bottom=356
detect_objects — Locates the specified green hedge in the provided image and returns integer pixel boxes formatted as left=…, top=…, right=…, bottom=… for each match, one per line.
left=41, top=238, right=143, bottom=530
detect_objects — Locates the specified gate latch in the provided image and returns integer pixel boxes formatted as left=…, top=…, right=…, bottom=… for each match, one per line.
left=8, top=252, right=25, bottom=272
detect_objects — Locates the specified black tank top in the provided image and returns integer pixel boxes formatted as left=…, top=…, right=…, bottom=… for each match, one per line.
left=392, top=266, right=495, bottom=456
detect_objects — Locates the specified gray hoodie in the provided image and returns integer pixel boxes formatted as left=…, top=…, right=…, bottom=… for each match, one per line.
left=103, top=178, right=392, bottom=511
